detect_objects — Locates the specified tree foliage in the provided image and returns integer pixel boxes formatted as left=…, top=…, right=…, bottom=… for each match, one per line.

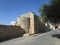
left=39, top=0, right=60, bottom=24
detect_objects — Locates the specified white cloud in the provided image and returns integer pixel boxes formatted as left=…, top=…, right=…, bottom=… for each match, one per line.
left=10, top=21, right=15, bottom=25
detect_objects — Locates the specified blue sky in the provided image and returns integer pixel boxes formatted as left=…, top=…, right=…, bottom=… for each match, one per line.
left=0, top=0, right=50, bottom=25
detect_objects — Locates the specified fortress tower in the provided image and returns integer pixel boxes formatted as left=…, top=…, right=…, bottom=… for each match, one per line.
left=15, top=12, right=42, bottom=34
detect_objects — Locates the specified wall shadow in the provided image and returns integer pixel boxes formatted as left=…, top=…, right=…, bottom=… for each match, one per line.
left=51, top=34, right=60, bottom=39
left=0, top=25, right=26, bottom=42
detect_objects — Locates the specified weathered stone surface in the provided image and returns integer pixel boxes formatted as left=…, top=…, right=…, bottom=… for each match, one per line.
left=15, top=12, right=42, bottom=34
left=0, top=25, right=26, bottom=42
left=23, top=33, right=29, bottom=37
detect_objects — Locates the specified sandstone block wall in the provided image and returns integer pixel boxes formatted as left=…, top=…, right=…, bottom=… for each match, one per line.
left=15, top=12, right=42, bottom=34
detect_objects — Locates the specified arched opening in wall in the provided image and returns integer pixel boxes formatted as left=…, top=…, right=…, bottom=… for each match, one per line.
left=55, top=24, right=58, bottom=29
left=25, top=18, right=30, bottom=33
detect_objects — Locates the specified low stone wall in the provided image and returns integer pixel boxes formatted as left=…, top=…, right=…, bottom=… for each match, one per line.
left=0, top=25, right=26, bottom=42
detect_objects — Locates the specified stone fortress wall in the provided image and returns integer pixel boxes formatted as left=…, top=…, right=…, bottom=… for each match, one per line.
left=15, top=12, right=42, bottom=34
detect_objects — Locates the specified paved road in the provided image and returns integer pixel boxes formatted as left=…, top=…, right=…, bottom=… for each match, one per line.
left=0, top=29, right=60, bottom=45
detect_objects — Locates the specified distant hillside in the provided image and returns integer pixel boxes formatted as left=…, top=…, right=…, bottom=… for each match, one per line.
left=0, top=25, right=26, bottom=42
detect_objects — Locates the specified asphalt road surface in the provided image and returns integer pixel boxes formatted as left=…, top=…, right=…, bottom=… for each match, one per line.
left=0, top=29, right=60, bottom=45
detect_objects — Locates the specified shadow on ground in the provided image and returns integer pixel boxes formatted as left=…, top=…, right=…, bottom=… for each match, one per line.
left=51, top=34, right=60, bottom=39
